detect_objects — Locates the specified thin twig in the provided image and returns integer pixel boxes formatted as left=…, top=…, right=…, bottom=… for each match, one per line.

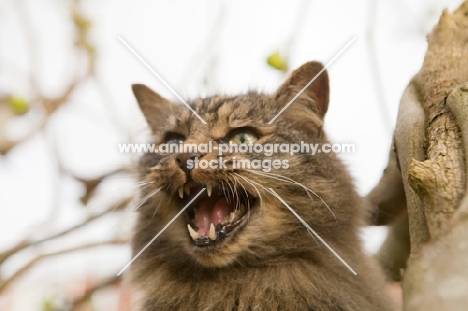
left=70, top=275, right=121, bottom=310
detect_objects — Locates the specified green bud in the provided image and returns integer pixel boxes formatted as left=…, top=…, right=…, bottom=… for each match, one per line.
left=42, top=298, right=54, bottom=311
left=73, top=12, right=92, bottom=30
left=267, top=51, right=288, bottom=71
left=8, top=96, right=29, bottom=115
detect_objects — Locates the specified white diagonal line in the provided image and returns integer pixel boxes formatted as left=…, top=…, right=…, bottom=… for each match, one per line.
left=268, top=37, right=356, bottom=124
left=118, top=36, right=207, bottom=125
left=117, top=188, right=206, bottom=276
left=268, top=188, right=357, bottom=275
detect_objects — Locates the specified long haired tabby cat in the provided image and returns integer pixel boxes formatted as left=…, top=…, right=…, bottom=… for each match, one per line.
left=130, top=61, right=396, bottom=310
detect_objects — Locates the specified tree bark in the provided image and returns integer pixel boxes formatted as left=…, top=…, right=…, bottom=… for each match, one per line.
left=368, top=1, right=468, bottom=310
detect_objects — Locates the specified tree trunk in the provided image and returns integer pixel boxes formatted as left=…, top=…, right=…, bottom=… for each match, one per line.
left=368, top=1, right=468, bottom=310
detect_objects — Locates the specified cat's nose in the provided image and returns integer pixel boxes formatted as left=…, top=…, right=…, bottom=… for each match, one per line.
left=176, top=153, right=201, bottom=175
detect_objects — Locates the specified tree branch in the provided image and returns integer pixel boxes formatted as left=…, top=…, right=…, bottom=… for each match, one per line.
left=400, top=1, right=468, bottom=309
left=366, top=144, right=406, bottom=225
left=0, top=239, right=127, bottom=292
left=0, top=197, right=131, bottom=267
left=394, top=78, right=430, bottom=255
left=446, top=83, right=468, bottom=223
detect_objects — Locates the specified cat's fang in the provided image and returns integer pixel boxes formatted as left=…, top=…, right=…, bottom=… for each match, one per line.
left=184, top=184, right=190, bottom=196
left=187, top=224, right=199, bottom=240
left=209, top=223, right=217, bottom=240
left=178, top=187, right=184, bottom=199
left=229, top=212, right=235, bottom=223
left=206, top=183, right=212, bottom=197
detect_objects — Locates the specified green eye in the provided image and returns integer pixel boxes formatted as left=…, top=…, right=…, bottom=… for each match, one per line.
left=230, top=132, right=258, bottom=145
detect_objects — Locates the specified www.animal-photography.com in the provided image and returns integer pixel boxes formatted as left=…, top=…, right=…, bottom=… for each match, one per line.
left=1, top=0, right=467, bottom=310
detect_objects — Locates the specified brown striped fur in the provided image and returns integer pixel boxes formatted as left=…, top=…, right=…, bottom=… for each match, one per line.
left=130, top=61, right=395, bottom=311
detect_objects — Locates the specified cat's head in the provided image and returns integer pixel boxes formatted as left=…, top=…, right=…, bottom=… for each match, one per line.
left=132, top=61, right=360, bottom=268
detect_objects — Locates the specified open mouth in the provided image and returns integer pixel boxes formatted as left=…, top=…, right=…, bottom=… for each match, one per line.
left=177, top=183, right=256, bottom=247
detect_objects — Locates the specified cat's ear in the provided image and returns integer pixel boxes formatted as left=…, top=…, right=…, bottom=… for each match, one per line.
left=276, top=61, right=329, bottom=118
left=132, top=84, right=178, bottom=131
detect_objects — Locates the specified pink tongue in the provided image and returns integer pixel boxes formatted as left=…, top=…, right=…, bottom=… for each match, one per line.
left=196, top=198, right=234, bottom=236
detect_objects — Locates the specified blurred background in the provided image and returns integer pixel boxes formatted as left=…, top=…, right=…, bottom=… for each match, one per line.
left=0, top=0, right=462, bottom=310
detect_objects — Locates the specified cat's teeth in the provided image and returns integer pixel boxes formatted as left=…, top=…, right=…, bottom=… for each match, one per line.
left=178, top=187, right=184, bottom=199
left=184, top=184, right=190, bottom=196
left=187, top=224, right=199, bottom=240
left=209, top=223, right=217, bottom=240
left=229, top=212, right=236, bottom=223
left=206, top=184, right=212, bottom=197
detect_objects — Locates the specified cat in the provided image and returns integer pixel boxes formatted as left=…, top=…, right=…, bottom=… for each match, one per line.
left=129, top=61, right=396, bottom=310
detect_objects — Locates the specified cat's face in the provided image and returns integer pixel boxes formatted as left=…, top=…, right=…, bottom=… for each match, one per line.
left=133, top=62, right=358, bottom=268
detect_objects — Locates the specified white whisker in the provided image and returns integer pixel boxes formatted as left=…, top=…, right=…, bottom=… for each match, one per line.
left=233, top=178, right=240, bottom=211
left=236, top=176, right=250, bottom=209
left=246, top=169, right=336, bottom=221
left=221, top=181, right=228, bottom=201
left=86, top=181, right=153, bottom=213
left=268, top=188, right=357, bottom=276
left=132, top=187, right=163, bottom=212
left=226, top=181, right=235, bottom=204
left=233, top=173, right=264, bottom=213
left=231, top=175, right=253, bottom=221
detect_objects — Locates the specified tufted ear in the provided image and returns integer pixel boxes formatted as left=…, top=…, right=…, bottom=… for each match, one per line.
left=276, top=61, right=329, bottom=119
left=132, top=84, right=178, bottom=131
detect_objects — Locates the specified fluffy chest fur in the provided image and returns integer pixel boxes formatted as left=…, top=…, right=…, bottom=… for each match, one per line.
left=130, top=61, right=395, bottom=311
